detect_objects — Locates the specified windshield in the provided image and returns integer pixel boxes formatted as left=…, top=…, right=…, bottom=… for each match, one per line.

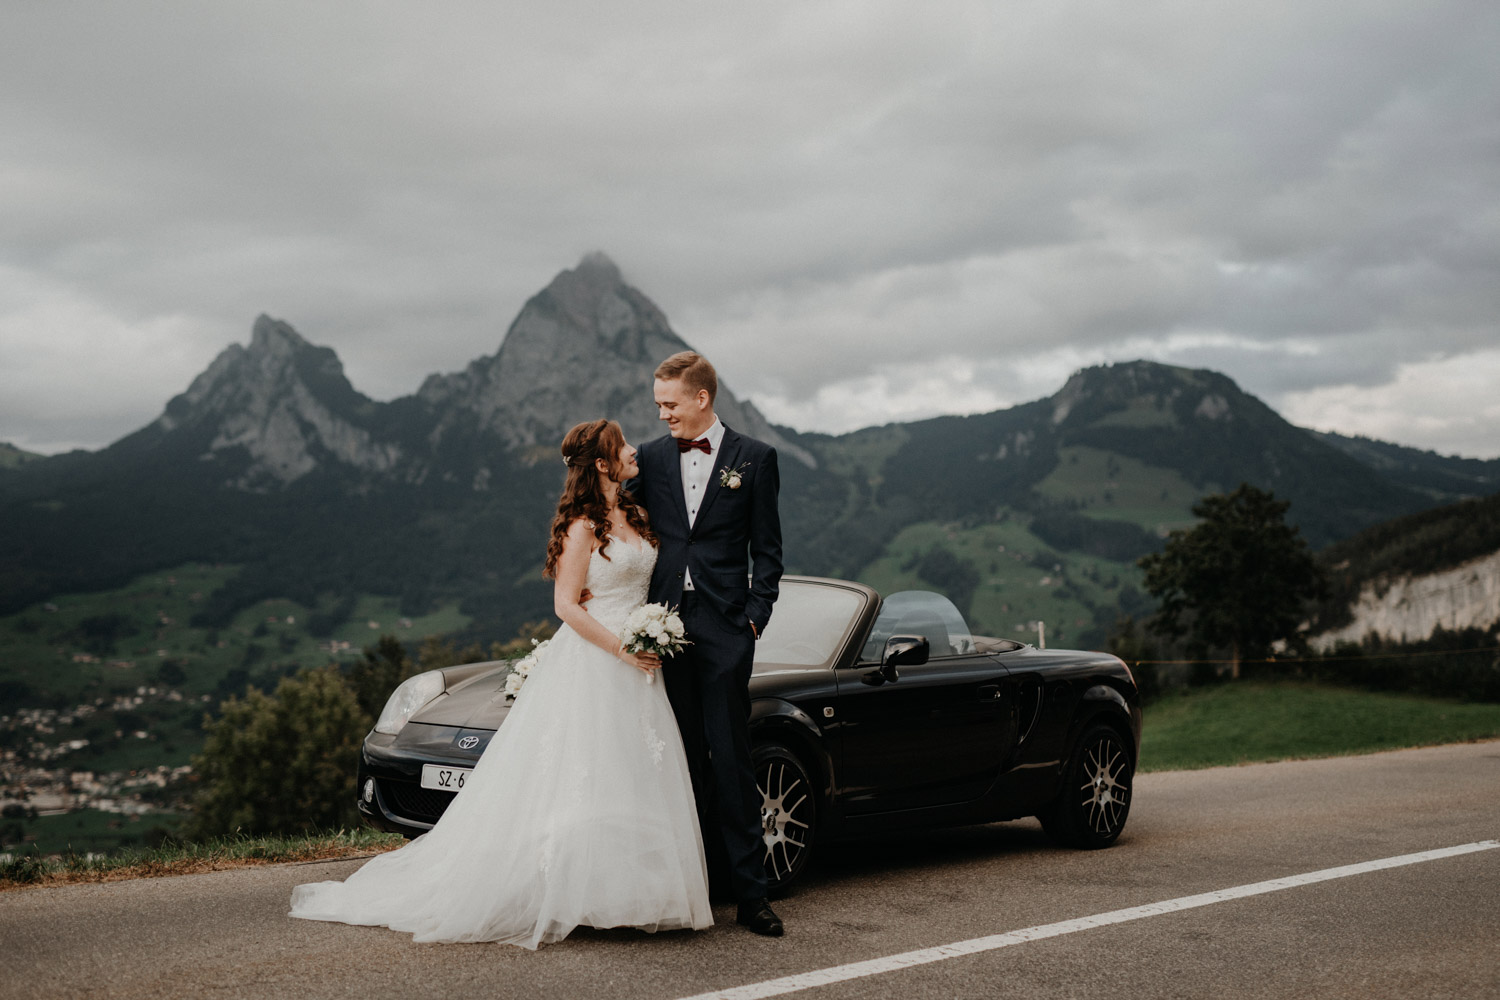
left=753, top=582, right=866, bottom=670
left=859, top=590, right=975, bottom=661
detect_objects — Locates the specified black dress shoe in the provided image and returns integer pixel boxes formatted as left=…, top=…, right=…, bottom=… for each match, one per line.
left=736, top=898, right=784, bottom=937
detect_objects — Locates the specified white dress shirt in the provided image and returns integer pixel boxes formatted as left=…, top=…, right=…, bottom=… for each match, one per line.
left=679, top=417, right=724, bottom=590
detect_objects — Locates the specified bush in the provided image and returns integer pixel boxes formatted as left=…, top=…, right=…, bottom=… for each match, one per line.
left=1303, top=628, right=1500, bottom=702
left=186, top=667, right=367, bottom=839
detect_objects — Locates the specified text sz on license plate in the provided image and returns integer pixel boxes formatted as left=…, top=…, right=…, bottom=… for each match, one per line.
left=421, top=764, right=473, bottom=792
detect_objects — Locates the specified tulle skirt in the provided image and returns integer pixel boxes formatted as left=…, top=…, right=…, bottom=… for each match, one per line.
left=288, top=624, right=712, bottom=947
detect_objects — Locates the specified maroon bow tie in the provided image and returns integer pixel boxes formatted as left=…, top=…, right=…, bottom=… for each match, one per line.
left=677, top=437, right=712, bottom=454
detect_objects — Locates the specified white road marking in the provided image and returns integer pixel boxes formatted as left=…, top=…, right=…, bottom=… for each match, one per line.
left=680, top=840, right=1499, bottom=1000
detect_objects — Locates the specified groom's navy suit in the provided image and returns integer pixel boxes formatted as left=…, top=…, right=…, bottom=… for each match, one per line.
left=634, top=424, right=782, bottom=903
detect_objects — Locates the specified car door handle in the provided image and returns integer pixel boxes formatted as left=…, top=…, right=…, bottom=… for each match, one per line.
left=977, top=684, right=1000, bottom=701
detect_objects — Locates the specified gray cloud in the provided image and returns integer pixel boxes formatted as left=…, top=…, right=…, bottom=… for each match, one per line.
left=2, top=1, right=1497, bottom=457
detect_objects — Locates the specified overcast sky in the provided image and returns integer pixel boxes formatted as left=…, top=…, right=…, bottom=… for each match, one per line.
left=3, top=1, right=1497, bottom=458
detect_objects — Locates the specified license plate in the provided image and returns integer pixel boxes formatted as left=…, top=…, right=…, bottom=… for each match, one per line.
left=420, top=764, right=473, bottom=792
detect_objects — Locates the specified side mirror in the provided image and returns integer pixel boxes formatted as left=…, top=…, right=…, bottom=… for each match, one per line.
left=885, top=635, right=929, bottom=667
left=875, top=634, right=928, bottom=683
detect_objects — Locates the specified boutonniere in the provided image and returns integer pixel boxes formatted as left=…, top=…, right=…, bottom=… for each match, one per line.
left=718, top=462, right=750, bottom=489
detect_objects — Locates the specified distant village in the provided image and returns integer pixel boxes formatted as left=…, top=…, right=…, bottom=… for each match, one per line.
left=0, top=591, right=426, bottom=858
left=0, top=689, right=197, bottom=857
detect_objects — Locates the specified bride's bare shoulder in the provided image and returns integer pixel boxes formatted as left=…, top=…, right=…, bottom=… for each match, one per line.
left=563, top=518, right=598, bottom=548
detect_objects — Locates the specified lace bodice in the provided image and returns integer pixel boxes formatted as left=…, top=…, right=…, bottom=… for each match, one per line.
left=584, top=535, right=657, bottom=632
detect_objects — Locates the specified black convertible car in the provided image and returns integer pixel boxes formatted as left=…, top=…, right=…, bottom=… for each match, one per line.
left=357, top=576, right=1141, bottom=891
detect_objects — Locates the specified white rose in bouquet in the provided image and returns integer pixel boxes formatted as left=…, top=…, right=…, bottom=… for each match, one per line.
left=618, top=603, right=691, bottom=684
left=504, top=637, right=550, bottom=700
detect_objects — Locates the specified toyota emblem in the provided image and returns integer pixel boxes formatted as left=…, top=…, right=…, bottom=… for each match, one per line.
left=457, top=735, right=480, bottom=749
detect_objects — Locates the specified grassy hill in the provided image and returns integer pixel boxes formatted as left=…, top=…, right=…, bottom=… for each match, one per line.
left=0, top=563, right=468, bottom=775
left=854, top=518, right=1149, bottom=649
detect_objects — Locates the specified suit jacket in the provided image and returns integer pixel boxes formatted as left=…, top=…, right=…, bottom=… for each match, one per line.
left=634, top=425, right=783, bottom=633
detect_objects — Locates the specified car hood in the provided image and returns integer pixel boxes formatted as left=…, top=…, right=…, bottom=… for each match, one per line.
left=410, top=665, right=514, bottom=731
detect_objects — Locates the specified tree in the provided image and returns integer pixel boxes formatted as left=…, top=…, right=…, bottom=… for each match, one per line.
left=1106, top=615, right=1162, bottom=701
left=186, top=667, right=367, bottom=839
left=185, top=617, right=574, bottom=841
left=348, top=634, right=418, bottom=721
left=492, top=620, right=557, bottom=660
left=415, top=634, right=490, bottom=671
left=1139, top=483, right=1325, bottom=678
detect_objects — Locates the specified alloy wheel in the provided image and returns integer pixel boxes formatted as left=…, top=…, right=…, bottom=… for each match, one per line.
left=754, top=745, right=816, bottom=891
left=1078, top=732, right=1130, bottom=837
left=1041, top=723, right=1134, bottom=849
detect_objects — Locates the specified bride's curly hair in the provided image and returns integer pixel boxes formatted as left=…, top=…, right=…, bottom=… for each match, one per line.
left=543, top=419, right=656, bottom=580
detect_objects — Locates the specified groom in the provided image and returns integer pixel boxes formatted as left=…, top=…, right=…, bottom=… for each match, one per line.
left=634, top=351, right=785, bottom=937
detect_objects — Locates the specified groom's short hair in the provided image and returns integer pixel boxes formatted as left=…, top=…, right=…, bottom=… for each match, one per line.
left=655, top=351, right=717, bottom=403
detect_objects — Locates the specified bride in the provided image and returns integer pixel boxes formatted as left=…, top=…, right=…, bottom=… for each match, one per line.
left=289, top=419, right=712, bottom=947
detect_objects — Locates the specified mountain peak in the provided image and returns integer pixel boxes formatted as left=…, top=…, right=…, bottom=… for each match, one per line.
left=144, top=317, right=398, bottom=488
left=535, top=252, right=645, bottom=339
left=248, top=314, right=314, bottom=358
left=548, top=252, right=623, bottom=298
left=420, top=255, right=813, bottom=464
left=1049, top=360, right=1242, bottom=427
left=575, top=250, right=622, bottom=281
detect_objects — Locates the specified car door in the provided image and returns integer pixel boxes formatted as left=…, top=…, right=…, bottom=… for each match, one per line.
left=833, top=591, right=1017, bottom=815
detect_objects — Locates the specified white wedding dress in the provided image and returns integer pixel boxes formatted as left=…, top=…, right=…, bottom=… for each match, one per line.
left=289, top=535, right=712, bottom=947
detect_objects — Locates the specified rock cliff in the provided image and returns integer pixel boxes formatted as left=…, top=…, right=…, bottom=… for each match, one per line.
left=1311, top=549, right=1500, bottom=648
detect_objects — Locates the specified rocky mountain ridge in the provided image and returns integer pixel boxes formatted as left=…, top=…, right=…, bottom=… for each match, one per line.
left=125, top=253, right=809, bottom=491
left=147, top=316, right=404, bottom=490
left=417, top=253, right=808, bottom=464
left=1311, top=430, right=1500, bottom=499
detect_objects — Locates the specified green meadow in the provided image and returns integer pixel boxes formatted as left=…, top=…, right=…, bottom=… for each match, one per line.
left=1140, top=682, right=1500, bottom=772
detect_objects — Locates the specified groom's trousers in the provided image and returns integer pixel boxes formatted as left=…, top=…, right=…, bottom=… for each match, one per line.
left=664, top=591, right=768, bottom=903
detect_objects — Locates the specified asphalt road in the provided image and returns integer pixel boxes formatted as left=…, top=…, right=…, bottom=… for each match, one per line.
left=3, top=740, right=1497, bottom=1000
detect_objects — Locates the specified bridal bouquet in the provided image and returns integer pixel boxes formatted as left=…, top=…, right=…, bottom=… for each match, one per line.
left=504, top=637, right=551, bottom=700
left=619, top=603, right=689, bottom=683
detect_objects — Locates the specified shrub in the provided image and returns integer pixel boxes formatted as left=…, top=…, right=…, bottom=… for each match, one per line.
left=186, top=667, right=366, bottom=839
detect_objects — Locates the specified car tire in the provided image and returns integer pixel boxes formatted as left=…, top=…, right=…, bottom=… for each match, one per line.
left=1041, top=723, right=1133, bottom=849
left=752, top=743, right=817, bottom=894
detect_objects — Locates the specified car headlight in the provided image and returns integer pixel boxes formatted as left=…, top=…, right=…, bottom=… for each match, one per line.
left=374, top=670, right=446, bottom=735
